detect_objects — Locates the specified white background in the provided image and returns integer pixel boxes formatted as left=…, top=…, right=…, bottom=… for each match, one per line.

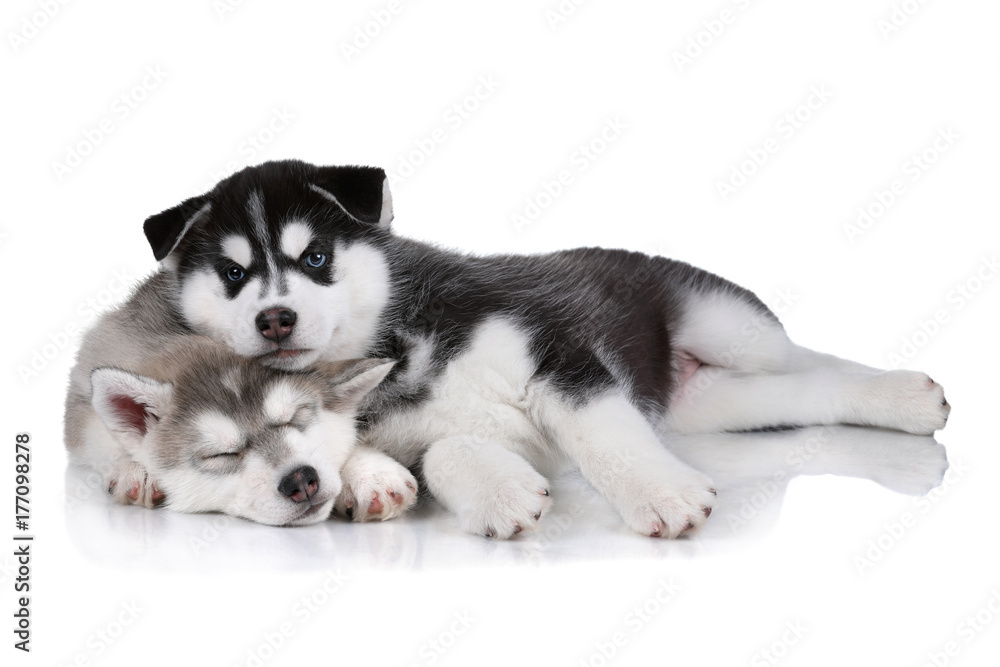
left=2, top=1, right=999, bottom=665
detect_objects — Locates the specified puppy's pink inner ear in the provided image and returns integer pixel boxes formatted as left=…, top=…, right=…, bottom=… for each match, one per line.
left=110, top=395, right=150, bottom=435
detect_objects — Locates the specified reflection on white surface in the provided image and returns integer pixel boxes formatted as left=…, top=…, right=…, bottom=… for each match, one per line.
left=64, top=426, right=947, bottom=571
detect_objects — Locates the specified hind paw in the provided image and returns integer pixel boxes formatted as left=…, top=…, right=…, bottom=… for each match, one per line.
left=867, top=371, right=951, bottom=435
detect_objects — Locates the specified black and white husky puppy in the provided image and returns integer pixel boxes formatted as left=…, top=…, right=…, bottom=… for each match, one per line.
left=103, top=160, right=952, bottom=538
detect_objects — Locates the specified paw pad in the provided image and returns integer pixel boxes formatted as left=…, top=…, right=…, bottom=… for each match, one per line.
left=367, top=492, right=384, bottom=516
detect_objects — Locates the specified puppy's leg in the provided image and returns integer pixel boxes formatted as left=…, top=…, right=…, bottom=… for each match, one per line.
left=669, top=346, right=950, bottom=435
left=335, top=446, right=418, bottom=522
left=669, top=292, right=950, bottom=434
left=536, top=391, right=717, bottom=538
left=422, top=437, right=552, bottom=539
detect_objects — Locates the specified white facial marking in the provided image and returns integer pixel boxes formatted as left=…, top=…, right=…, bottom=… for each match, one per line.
left=246, top=190, right=278, bottom=286
left=196, top=412, right=243, bottom=451
left=280, top=221, right=313, bottom=260
left=222, top=235, right=253, bottom=269
left=246, top=191, right=269, bottom=246
left=180, top=269, right=268, bottom=348
left=264, top=381, right=303, bottom=424
left=319, top=242, right=392, bottom=359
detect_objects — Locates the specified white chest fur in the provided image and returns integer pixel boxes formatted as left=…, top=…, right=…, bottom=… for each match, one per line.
left=362, top=317, right=561, bottom=473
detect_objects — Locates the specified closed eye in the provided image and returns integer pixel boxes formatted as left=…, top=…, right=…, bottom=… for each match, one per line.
left=197, top=447, right=246, bottom=474
left=201, top=448, right=244, bottom=461
left=269, top=404, right=316, bottom=430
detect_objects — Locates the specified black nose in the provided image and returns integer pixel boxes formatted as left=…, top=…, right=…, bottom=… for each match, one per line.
left=256, top=308, right=297, bottom=343
left=278, top=465, right=319, bottom=503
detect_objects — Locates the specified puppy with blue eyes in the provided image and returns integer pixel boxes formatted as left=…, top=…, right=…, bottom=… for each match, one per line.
left=65, top=323, right=415, bottom=526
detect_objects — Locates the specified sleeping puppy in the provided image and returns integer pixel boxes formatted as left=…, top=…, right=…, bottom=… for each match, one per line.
left=66, top=330, right=414, bottom=525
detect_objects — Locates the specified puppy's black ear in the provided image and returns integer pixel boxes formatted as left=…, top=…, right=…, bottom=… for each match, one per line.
left=310, top=165, right=393, bottom=227
left=143, top=195, right=211, bottom=261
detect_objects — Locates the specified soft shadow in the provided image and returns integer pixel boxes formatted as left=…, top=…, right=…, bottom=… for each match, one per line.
left=64, top=426, right=948, bottom=570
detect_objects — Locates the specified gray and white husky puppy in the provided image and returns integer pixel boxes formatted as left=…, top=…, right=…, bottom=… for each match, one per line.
left=65, top=319, right=405, bottom=525
left=68, top=160, right=950, bottom=539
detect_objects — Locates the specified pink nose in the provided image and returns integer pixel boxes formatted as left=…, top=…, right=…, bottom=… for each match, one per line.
left=256, top=308, right=296, bottom=343
left=278, top=466, right=318, bottom=503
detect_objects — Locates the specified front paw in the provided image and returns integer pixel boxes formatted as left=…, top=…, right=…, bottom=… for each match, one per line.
left=106, top=461, right=165, bottom=509
left=456, top=468, right=552, bottom=540
left=614, top=465, right=716, bottom=538
left=335, top=458, right=418, bottom=522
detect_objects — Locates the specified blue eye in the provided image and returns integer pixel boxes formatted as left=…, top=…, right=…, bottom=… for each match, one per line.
left=305, top=253, right=327, bottom=268
left=227, top=267, right=245, bottom=282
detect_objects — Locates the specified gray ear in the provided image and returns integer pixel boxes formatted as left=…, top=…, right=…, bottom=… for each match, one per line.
left=308, top=165, right=393, bottom=228
left=315, top=358, right=395, bottom=412
left=90, top=368, right=173, bottom=444
left=143, top=196, right=212, bottom=261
